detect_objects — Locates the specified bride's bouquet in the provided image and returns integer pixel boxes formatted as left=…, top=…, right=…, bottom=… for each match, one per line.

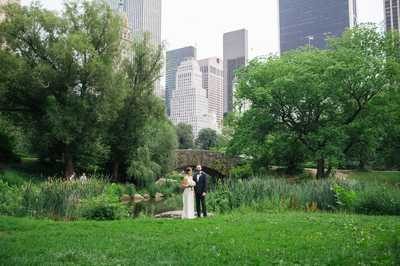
left=180, top=178, right=189, bottom=189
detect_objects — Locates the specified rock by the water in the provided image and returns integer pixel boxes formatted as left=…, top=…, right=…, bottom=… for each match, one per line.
left=133, top=194, right=144, bottom=203
left=155, top=178, right=178, bottom=186
left=143, top=193, right=150, bottom=201
left=155, top=211, right=214, bottom=219
left=155, top=192, right=164, bottom=202
left=120, top=194, right=131, bottom=203
left=155, top=211, right=182, bottom=219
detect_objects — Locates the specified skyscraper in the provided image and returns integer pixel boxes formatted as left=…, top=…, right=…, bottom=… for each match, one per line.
left=279, top=0, right=358, bottom=53
left=223, top=29, right=248, bottom=114
left=104, top=0, right=162, bottom=97
left=124, top=0, right=162, bottom=45
left=384, top=0, right=400, bottom=31
left=165, top=46, right=197, bottom=115
left=198, top=57, right=224, bottom=130
left=105, top=0, right=124, bottom=12
left=105, top=0, right=162, bottom=45
left=170, top=58, right=216, bottom=138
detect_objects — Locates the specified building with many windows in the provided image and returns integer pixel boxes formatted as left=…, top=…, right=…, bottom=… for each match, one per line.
left=170, top=58, right=217, bottom=138
left=384, top=0, right=400, bottom=31
left=165, top=46, right=197, bottom=115
left=223, top=29, right=248, bottom=114
left=104, top=0, right=163, bottom=97
left=198, top=57, right=224, bottom=130
left=279, top=0, right=358, bottom=53
left=105, top=0, right=161, bottom=45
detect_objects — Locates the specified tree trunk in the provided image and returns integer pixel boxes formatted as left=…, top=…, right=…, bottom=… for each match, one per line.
left=64, top=146, right=74, bottom=179
left=316, top=158, right=326, bottom=179
left=112, top=160, right=120, bottom=181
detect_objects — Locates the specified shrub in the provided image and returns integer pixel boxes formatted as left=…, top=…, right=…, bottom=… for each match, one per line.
left=162, top=194, right=182, bottom=210
left=229, top=164, right=253, bottom=180
left=80, top=194, right=129, bottom=220
left=332, top=182, right=357, bottom=210
left=0, top=170, right=28, bottom=186
left=146, top=183, right=159, bottom=198
left=126, top=184, right=137, bottom=196
left=0, top=180, right=21, bottom=216
left=157, top=181, right=180, bottom=197
left=165, top=171, right=184, bottom=182
left=353, top=183, right=400, bottom=215
left=105, top=183, right=126, bottom=198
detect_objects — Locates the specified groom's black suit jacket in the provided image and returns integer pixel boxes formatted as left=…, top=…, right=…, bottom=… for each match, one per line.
left=193, top=171, right=208, bottom=196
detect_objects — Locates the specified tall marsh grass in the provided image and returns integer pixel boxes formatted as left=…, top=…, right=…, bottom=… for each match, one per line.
left=208, top=178, right=336, bottom=213
left=19, top=179, right=108, bottom=219
left=208, top=177, right=400, bottom=215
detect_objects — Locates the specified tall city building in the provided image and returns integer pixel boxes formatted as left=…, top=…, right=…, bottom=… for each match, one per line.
left=105, top=0, right=161, bottom=45
left=384, top=0, right=400, bottom=31
left=105, top=0, right=124, bottom=12
left=120, top=13, right=133, bottom=59
left=165, top=46, right=197, bottom=115
left=104, top=0, right=163, bottom=98
left=170, top=58, right=216, bottom=138
left=279, top=0, right=358, bottom=53
left=223, top=29, right=248, bottom=114
left=198, top=57, right=224, bottom=130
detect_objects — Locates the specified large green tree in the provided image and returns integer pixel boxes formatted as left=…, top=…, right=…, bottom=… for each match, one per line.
left=0, top=1, right=123, bottom=176
left=230, top=25, right=397, bottom=178
left=176, top=123, right=194, bottom=149
left=106, top=34, right=172, bottom=182
left=195, top=128, right=218, bottom=150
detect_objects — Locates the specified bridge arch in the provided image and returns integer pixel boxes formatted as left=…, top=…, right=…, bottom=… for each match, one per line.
left=175, top=149, right=240, bottom=178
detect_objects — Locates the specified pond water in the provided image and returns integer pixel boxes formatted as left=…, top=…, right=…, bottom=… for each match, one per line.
left=128, top=199, right=182, bottom=218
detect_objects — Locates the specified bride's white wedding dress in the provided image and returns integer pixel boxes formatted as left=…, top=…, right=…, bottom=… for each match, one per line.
left=182, top=175, right=196, bottom=219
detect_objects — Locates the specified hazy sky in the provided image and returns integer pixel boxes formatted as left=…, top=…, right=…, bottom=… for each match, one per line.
left=22, top=0, right=384, bottom=59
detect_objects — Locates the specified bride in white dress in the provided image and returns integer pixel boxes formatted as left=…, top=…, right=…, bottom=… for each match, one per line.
left=181, top=167, right=196, bottom=219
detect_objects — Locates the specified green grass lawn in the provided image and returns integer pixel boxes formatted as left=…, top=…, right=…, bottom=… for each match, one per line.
left=347, top=171, right=400, bottom=186
left=0, top=212, right=399, bottom=265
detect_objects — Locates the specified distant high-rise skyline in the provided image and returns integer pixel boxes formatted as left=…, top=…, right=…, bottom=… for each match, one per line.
left=279, top=0, right=358, bottom=53
left=170, top=58, right=216, bottom=138
left=165, top=46, right=197, bottom=116
left=198, top=57, right=224, bottom=130
left=384, top=0, right=400, bottom=31
left=105, top=0, right=161, bottom=45
left=104, top=0, right=163, bottom=97
left=223, top=29, right=248, bottom=114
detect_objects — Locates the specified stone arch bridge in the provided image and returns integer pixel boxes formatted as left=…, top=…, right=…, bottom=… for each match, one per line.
left=175, top=149, right=240, bottom=177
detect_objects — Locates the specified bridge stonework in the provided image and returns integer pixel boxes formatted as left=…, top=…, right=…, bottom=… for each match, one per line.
left=175, top=149, right=240, bottom=177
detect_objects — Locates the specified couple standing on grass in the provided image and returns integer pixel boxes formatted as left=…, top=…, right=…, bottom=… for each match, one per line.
left=181, top=165, right=208, bottom=219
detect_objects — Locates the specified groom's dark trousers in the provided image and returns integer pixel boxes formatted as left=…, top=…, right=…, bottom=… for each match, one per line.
left=194, top=172, right=208, bottom=217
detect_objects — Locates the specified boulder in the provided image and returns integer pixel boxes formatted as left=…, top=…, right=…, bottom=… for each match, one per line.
left=155, top=178, right=166, bottom=186
left=155, top=211, right=214, bottom=219
left=155, top=192, right=164, bottom=202
left=156, top=178, right=178, bottom=186
left=120, top=194, right=131, bottom=203
left=133, top=194, right=144, bottom=203
left=143, top=193, right=150, bottom=201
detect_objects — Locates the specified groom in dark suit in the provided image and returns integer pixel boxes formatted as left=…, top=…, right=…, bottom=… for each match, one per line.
left=193, top=165, right=208, bottom=218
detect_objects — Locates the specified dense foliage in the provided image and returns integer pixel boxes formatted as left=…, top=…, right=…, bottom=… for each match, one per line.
left=207, top=177, right=400, bottom=216
left=230, top=26, right=400, bottom=177
left=175, top=123, right=194, bottom=149
left=195, top=128, right=218, bottom=150
left=0, top=1, right=176, bottom=184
